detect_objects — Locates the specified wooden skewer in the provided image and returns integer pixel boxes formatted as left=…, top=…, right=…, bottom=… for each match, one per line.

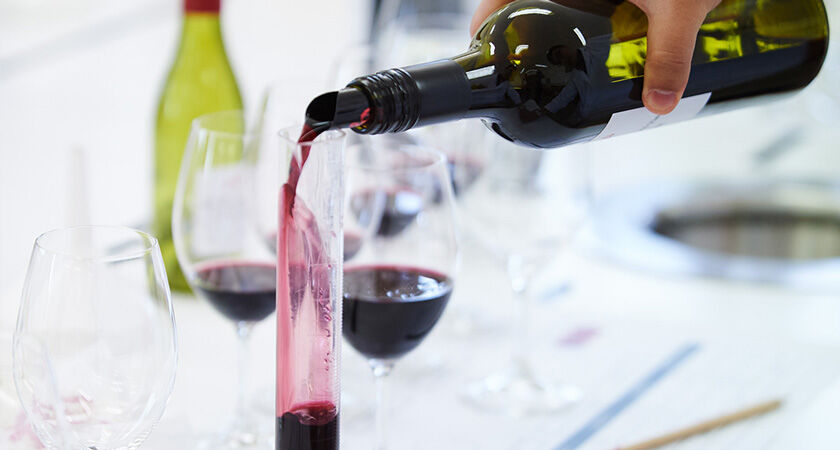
left=616, top=399, right=783, bottom=450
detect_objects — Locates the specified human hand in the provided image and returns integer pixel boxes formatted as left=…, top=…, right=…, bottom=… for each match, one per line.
left=470, top=0, right=722, bottom=115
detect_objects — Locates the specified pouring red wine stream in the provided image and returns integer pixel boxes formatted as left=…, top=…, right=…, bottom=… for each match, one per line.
left=276, top=96, right=369, bottom=450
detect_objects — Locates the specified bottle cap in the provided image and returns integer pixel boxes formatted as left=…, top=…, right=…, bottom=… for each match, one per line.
left=185, top=0, right=220, bottom=13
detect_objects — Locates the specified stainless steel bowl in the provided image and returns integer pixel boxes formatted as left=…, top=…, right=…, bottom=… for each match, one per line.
left=591, top=179, right=840, bottom=290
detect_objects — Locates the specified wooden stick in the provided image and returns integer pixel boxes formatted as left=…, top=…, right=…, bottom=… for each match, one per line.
left=617, top=399, right=783, bottom=450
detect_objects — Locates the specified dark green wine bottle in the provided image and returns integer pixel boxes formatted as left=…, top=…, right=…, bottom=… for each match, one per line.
left=317, top=0, right=829, bottom=148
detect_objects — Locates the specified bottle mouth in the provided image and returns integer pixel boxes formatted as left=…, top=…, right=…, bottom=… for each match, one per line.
left=305, top=92, right=339, bottom=125
left=305, top=88, right=372, bottom=131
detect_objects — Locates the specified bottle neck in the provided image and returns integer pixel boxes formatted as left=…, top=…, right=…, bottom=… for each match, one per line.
left=345, top=58, right=474, bottom=134
left=179, top=8, right=224, bottom=54
left=451, top=49, right=503, bottom=113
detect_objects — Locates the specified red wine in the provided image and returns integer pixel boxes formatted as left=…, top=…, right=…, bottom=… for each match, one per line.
left=277, top=402, right=338, bottom=450
left=343, top=265, right=453, bottom=360
left=194, top=262, right=276, bottom=322
left=308, top=0, right=829, bottom=148
left=351, top=189, right=424, bottom=237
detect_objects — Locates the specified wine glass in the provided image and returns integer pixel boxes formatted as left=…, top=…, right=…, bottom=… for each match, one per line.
left=460, top=141, right=592, bottom=415
left=342, top=142, right=459, bottom=449
left=172, top=110, right=275, bottom=448
left=13, top=226, right=177, bottom=449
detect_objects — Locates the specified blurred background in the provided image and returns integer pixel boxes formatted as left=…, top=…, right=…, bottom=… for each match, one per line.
left=3, top=0, right=840, bottom=448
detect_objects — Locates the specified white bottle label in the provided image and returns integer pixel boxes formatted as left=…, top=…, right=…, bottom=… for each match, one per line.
left=593, top=92, right=712, bottom=141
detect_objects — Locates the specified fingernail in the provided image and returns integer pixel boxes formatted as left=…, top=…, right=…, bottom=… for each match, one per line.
left=645, top=89, right=678, bottom=113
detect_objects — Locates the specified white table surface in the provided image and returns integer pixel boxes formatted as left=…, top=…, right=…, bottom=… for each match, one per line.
left=6, top=236, right=840, bottom=449
left=97, top=240, right=840, bottom=449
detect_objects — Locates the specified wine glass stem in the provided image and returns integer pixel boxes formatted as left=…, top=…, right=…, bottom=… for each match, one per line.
left=235, top=321, right=253, bottom=430
left=371, top=359, right=394, bottom=450
left=508, top=259, right=533, bottom=378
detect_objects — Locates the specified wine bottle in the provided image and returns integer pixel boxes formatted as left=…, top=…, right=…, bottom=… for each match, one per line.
left=154, top=0, right=243, bottom=291
left=309, top=0, right=829, bottom=148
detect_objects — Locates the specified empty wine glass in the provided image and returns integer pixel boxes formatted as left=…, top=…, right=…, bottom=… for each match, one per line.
left=13, top=226, right=177, bottom=449
left=460, top=142, right=592, bottom=415
left=172, top=110, right=275, bottom=448
left=342, top=142, right=459, bottom=449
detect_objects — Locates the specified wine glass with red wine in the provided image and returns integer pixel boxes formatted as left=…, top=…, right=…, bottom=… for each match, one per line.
left=343, top=142, right=458, bottom=449
left=172, top=110, right=275, bottom=448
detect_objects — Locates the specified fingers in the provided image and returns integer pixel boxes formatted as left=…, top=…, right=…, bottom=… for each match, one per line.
left=631, top=0, right=720, bottom=114
left=470, top=0, right=513, bottom=35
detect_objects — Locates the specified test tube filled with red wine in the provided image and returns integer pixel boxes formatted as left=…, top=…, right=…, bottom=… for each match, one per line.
left=276, top=125, right=346, bottom=450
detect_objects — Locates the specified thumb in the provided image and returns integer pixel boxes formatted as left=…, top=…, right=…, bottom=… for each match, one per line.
left=470, top=0, right=513, bottom=35
left=634, top=0, right=719, bottom=114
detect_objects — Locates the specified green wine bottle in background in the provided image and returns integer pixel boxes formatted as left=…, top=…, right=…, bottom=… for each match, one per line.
left=154, top=0, right=243, bottom=291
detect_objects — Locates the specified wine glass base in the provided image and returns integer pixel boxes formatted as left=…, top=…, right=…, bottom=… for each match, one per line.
left=462, top=367, right=582, bottom=416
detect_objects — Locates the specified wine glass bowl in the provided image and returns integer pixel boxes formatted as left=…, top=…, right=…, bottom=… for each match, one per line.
left=173, top=111, right=275, bottom=322
left=343, top=265, right=454, bottom=361
left=13, top=226, right=177, bottom=449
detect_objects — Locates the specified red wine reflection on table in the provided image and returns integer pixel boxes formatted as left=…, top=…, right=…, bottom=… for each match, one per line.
left=343, top=265, right=453, bottom=360
left=194, top=262, right=276, bottom=322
